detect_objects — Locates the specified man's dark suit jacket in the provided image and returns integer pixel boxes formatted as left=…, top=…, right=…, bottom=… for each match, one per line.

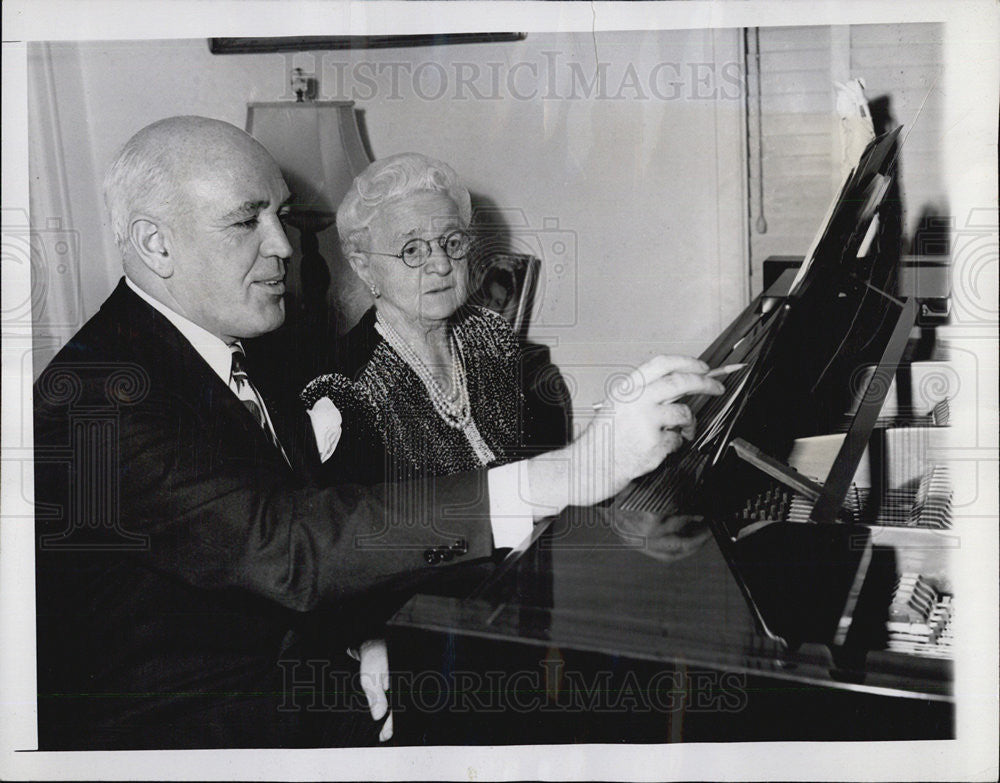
left=33, top=279, right=495, bottom=749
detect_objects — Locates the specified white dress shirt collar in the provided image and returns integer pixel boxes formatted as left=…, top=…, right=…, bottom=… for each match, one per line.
left=125, top=276, right=234, bottom=387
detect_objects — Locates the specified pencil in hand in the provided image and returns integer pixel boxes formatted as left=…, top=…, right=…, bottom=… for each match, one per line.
left=705, top=363, right=747, bottom=379
left=592, top=362, right=747, bottom=412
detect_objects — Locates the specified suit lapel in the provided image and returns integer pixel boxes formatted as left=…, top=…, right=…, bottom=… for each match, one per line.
left=115, top=281, right=296, bottom=474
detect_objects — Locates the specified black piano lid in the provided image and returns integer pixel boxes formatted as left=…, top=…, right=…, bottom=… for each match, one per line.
left=787, top=125, right=904, bottom=302
left=614, top=127, right=911, bottom=535
left=479, top=126, right=917, bottom=649
left=688, top=126, right=915, bottom=647
left=699, top=125, right=911, bottom=530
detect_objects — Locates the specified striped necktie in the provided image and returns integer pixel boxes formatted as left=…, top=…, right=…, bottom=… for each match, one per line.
left=229, top=343, right=290, bottom=465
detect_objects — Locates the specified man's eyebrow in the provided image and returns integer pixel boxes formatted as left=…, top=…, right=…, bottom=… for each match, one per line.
left=221, top=195, right=296, bottom=223
left=221, top=201, right=270, bottom=222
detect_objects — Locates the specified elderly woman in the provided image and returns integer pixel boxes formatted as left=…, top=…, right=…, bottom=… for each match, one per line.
left=300, top=153, right=527, bottom=484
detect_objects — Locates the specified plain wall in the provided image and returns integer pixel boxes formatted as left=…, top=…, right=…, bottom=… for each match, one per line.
left=29, top=30, right=749, bottom=408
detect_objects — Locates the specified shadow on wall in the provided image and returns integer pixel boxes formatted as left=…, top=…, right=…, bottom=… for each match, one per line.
left=868, top=94, right=952, bottom=260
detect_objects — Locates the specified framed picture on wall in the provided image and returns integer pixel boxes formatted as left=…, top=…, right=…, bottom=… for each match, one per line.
left=208, top=34, right=525, bottom=54
left=467, top=253, right=540, bottom=340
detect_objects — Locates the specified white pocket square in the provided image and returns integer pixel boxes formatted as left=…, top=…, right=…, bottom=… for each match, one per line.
left=306, top=397, right=343, bottom=463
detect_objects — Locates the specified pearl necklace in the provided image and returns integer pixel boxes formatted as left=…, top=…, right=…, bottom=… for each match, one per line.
left=375, top=313, right=496, bottom=466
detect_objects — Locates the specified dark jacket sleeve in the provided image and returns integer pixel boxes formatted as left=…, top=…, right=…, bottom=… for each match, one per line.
left=34, top=368, right=495, bottom=615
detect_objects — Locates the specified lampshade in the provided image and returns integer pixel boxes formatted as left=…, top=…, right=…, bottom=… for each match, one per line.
left=246, top=101, right=371, bottom=225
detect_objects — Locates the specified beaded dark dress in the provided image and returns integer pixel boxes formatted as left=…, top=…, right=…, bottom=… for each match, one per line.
left=301, top=305, right=525, bottom=485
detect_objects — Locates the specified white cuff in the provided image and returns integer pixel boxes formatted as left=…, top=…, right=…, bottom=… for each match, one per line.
left=487, top=460, right=534, bottom=549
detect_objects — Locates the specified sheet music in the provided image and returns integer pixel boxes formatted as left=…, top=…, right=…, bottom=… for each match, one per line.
left=787, top=167, right=854, bottom=294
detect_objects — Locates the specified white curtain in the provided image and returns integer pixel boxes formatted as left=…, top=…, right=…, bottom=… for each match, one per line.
left=27, top=42, right=118, bottom=379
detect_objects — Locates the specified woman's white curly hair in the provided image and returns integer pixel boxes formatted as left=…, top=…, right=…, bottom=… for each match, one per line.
left=336, top=152, right=472, bottom=256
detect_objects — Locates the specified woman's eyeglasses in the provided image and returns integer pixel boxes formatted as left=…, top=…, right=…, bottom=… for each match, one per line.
left=364, top=229, right=472, bottom=268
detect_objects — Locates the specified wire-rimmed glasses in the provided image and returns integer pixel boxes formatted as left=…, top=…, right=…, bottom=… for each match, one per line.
left=364, top=229, right=472, bottom=268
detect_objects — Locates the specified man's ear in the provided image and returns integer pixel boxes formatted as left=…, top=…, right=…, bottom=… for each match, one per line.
left=129, top=217, right=173, bottom=278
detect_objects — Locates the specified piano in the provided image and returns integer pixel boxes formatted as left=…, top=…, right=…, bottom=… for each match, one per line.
left=386, top=126, right=955, bottom=743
